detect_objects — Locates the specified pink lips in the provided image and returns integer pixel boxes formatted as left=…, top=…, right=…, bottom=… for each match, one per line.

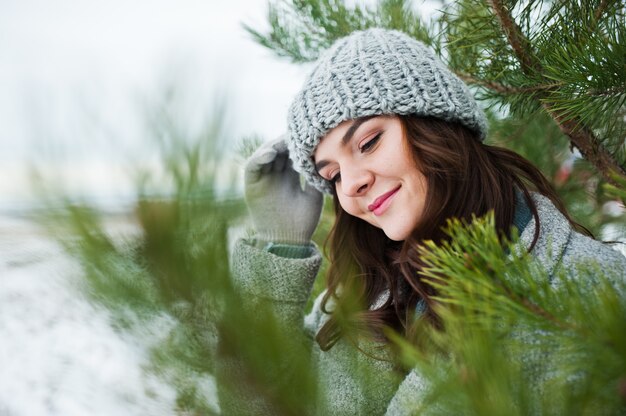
left=368, top=186, right=401, bottom=216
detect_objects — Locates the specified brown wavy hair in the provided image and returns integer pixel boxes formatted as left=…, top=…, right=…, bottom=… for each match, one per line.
left=315, top=115, right=586, bottom=351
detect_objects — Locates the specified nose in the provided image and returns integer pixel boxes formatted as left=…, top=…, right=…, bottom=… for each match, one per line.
left=339, top=166, right=373, bottom=197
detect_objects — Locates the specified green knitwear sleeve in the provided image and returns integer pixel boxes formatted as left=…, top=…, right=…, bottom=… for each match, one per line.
left=231, top=238, right=322, bottom=303
left=219, top=238, right=322, bottom=415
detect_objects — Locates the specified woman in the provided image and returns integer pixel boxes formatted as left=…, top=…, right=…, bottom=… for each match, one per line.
left=228, top=28, right=626, bottom=415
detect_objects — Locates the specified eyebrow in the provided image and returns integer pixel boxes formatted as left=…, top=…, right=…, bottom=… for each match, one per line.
left=314, top=115, right=376, bottom=172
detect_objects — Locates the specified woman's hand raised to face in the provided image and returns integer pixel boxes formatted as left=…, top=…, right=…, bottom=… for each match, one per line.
left=244, top=136, right=323, bottom=245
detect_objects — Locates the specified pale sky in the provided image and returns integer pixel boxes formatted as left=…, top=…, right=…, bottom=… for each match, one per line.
left=0, top=0, right=313, bottom=208
left=0, top=0, right=439, bottom=210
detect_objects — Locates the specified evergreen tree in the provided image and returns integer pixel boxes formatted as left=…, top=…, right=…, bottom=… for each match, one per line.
left=248, top=0, right=626, bottom=234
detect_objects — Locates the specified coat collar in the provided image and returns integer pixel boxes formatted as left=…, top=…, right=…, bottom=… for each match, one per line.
left=517, top=193, right=573, bottom=278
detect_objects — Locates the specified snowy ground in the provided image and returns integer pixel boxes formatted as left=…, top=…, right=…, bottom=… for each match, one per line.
left=0, top=214, right=181, bottom=415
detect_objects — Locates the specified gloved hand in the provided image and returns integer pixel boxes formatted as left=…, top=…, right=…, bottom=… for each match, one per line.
left=244, top=136, right=323, bottom=245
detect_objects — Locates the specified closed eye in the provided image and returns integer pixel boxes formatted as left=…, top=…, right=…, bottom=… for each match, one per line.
left=360, top=132, right=382, bottom=153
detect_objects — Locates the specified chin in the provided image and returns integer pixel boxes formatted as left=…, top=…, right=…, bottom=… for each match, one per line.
left=383, top=228, right=410, bottom=242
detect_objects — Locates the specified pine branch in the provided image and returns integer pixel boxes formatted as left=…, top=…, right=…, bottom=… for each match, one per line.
left=487, top=0, right=626, bottom=184
left=594, top=0, right=611, bottom=23
left=488, top=0, right=541, bottom=74
left=546, top=108, right=624, bottom=172
left=495, top=280, right=575, bottom=331
left=457, top=72, right=561, bottom=95
left=245, top=0, right=438, bottom=63
left=403, top=213, right=626, bottom=414
left=588, top=85, right=626, bottom=97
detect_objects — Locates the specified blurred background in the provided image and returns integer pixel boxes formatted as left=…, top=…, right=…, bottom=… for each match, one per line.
left=0, top=0, right=313, bottom=211
left=0, top=0, right=311, bottom=414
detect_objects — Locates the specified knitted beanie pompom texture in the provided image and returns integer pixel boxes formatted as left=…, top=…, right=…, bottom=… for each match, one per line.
left=287, top=28, right=488, bottom=194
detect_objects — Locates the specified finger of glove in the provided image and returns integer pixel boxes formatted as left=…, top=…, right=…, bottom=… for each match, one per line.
left=272, top=146, right=289, bottom=173
left=270, top=137, right=288, bottom=154
left=261, top=136, right=289, bottom=173
left=281, top=155, right=307, bottom=191
left=245, top=136, right=287, bottom=175
left=245, top=147, right=277, bottom=183
left=304, top=181, right=324, bottom=199
left=304, top=182, right=324, bottom=207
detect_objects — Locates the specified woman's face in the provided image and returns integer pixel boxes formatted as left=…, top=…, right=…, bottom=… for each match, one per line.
left=314, top=115, right=428, bottom=241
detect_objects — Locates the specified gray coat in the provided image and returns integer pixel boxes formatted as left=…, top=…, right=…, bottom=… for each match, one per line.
left=229, top=193, right=626, bottom=415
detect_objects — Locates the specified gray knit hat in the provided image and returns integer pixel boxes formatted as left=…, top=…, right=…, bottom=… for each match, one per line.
left=287, top=28, right=488, bottom=193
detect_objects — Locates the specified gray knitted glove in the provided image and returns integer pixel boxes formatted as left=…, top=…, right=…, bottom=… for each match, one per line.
left=245, top=137, right=323, bottom=245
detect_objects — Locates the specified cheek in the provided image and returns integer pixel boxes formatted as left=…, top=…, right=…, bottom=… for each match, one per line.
left=337, top=195, right=363, bottom=218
